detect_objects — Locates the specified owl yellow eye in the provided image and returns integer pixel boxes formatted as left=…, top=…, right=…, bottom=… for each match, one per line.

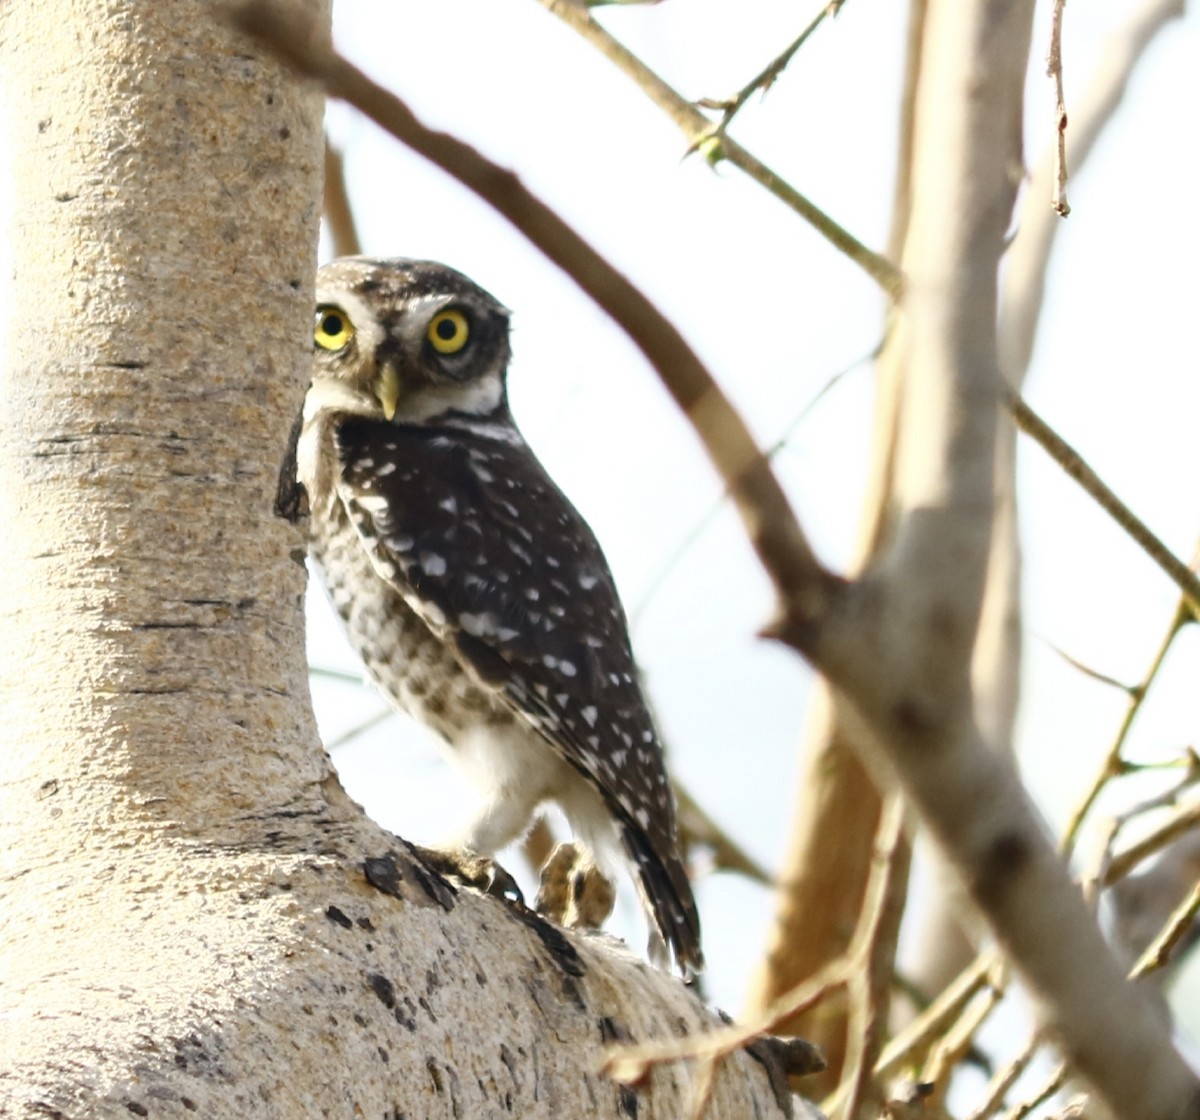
left=315, top=306, right=354, bottom=351
left=427, top=309, right=470, bottom=355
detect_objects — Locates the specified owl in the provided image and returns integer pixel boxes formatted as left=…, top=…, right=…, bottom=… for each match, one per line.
left=282, top=257, right=703, bottom=976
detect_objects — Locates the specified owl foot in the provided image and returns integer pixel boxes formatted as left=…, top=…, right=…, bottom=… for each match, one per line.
left=412, top=844, right=524, bottom=904
left=534, top=841, right=616, bottom=931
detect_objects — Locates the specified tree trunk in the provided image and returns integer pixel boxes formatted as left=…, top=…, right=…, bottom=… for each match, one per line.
left=0, top=4, right=784, bottom=1117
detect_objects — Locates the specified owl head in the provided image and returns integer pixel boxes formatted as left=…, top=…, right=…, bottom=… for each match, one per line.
left=310, top=257, right=512, bottom=425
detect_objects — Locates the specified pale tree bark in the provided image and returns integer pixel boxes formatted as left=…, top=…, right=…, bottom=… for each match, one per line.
left=0, top=4, right=785, bottom=1118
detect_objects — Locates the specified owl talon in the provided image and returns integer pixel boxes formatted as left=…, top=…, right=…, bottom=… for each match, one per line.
left=535, top=841, right=616, bottom=931
left=413, top=845, right=524, bottom=905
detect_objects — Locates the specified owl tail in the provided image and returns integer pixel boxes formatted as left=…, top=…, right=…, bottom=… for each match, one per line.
left=620, top=822, right=704, bottom=978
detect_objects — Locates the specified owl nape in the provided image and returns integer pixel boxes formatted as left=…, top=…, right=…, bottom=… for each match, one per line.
left=285, top=256, right=702, bottom=976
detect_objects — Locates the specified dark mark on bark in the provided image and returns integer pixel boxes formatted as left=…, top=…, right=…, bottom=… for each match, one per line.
left=366, top=972, right=396, bottom=1009
left=363, top=854, right=404, bottom=898
left=325, top=905, right=353, bottom=929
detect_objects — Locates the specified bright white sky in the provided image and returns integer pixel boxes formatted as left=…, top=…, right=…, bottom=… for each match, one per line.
left=313, top=0, right=1200, bottom=1036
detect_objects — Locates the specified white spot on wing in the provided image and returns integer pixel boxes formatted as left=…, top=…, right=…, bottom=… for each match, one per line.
left=581, top=706, right=598, bottom=727
left=439, top=496, right=458, bottom=514
left=578, top=573, right=598, bottom=590
left=459, top=612, right=497, bottom=637
left=507, top=539, right=533, bottom=564
left=558, top=660, right=578, bottom=678
left=376, top=461, right=396, bottom=476
left=421, top=553, right=447, bottom=576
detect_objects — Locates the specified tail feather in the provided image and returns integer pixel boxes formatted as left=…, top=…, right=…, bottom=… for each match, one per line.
left=619, top=822, right=704, bottom=977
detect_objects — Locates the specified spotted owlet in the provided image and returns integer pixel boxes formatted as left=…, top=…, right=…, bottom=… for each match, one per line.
left=281, top=257, right=702, bottom=975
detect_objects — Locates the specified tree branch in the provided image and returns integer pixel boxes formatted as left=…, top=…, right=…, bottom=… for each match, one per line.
left=1009, top=393, right=1200, bottom=618
left=537, top=0, right=901, bottom=297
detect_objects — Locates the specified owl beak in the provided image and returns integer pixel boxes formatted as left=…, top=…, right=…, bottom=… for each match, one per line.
left=373, top=362, right=401, bottom=421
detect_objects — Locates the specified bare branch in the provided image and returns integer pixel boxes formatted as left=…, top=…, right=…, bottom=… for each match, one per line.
left=1041, top=637, right=1140, bottom=696
left=875, top=951, right=1004, bottom=1081
left=609, top=801, right=906, bottom=1109
left=1046, top=0, right=1071, bottom=216
left=605, top=957, right=853, bottom=1085
left=323, top=137, right=362, bottom=256
left=830, top=797, right=909, bottom=1120
left=964, top=1034, right=1044, bottom=1120
left=1002, top=1062, right=1067, bottom=1120
left=537, top=0, right=901, bottom=297
left=697, top=0, right=847, bottom=137
left=1009, top=394, right=1200, bottom=619
left=1001, top=0, right=1186, bottom=380
left=1130, top=876, right=1200, bottom=977
left=1106, top=793, right=1200, bottom=885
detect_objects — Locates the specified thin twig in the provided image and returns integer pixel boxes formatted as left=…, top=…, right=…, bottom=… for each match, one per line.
left=1060, top=596, right=1193, bottom=855
left=1009, top=393, right=1200, bottom=620
left=1106, top=793, right=1200, bottom=885
left=1001, top=1061, right=1066, bottom=1120
left=326, top=706, right=393, bottom=750
left=1131, top=877, right=1200, bottom=976
left=538, top=0, right=900, bottom=297
left=696, top=0, right=846, bottom=138
left=1041, top=637, right=1139, bottom=696
left=631, top=343, right=877, bottom=629
left=604, top=956, right=853, bottom=1084
left=1113, top=754, right=1200, bottom=831
left=963, top=1033, right=1044, bottom=1120
left=833, top=796, right=908, bottom=1120
left=874, top=951, right=1003, bottom=1081
left=920, top=989, right=1002, bottom=1109
left=607, top=801, right=906, bottom=1105
left=1001, top=0, right=1185, bottom=380
left=1047, top=0, right=1071, bottom=216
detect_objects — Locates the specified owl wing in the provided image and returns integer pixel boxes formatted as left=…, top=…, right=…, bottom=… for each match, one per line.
left=333, top=412, right=701, bottom=972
